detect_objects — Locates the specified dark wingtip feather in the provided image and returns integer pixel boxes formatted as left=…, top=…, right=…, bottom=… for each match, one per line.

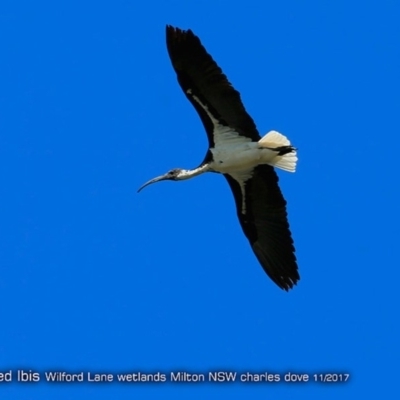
left=252, top=241, right=300, bottom=291
left=166, top=25, right=196, bottom=45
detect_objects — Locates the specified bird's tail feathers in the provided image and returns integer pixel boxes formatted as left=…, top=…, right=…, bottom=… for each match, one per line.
left=259, top=130, right=297, bottom=173
left=259, top=130, right=291, bottom=147
left=271, top=151, right=298, bottom=172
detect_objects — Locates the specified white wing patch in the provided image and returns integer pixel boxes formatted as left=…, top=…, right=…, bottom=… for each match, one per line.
left=228, top=169, right=254, bottom=214
left=186, top=89, right=251, bottom=146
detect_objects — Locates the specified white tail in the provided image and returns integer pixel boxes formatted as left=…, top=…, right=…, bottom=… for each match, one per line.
left=259, top=130, right=291, bottom=147
left=259, top=130, right=298, bottom=173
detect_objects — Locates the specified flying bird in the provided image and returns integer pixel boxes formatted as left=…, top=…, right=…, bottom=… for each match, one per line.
left=139, top=26, right=299, bottom=290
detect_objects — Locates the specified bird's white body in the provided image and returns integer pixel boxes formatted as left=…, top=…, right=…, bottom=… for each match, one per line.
left=210, top=130, right=297, bottom=174
left=211, top=142, right=279, bottom=173
left=175, top=129, right=297, bottom=181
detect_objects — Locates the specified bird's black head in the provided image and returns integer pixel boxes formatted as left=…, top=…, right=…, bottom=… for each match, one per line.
left=137, top=168, right=184, bottom=192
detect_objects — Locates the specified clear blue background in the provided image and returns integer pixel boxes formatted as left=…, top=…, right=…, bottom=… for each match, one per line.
left=1, top=1, right=399, bottom=398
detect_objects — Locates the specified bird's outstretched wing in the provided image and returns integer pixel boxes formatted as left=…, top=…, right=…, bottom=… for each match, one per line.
left=224, top=165, right=299, bottom=290
left=166, top=25, right=260, bottom=147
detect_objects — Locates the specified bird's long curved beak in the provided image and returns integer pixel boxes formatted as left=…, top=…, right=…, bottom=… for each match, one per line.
left=137, top=174, right=168, bottom=193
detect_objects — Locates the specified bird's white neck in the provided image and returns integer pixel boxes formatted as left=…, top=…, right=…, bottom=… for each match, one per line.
left=177, top=164, right=210, bottom=180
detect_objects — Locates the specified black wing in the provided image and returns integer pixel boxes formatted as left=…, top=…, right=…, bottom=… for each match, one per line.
left=166, top=25, right=260, bottom=147
left=224, top=165, right=299, bottom=290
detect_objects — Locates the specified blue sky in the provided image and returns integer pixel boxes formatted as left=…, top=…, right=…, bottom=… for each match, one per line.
left=1, top=1, right=399, bottom=399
